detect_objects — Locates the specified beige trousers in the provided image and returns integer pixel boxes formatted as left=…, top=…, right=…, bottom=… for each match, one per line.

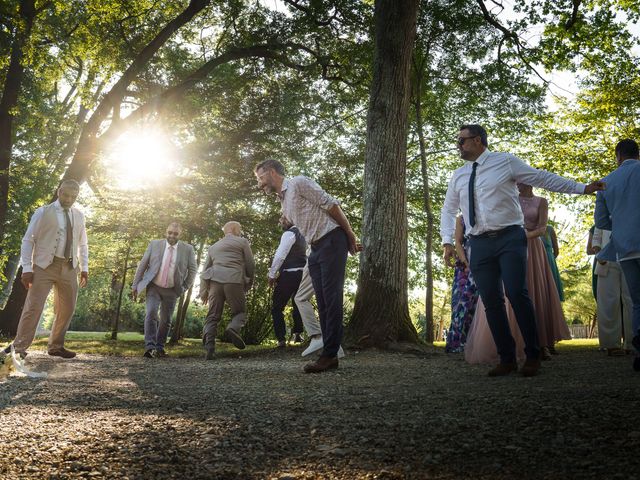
left=14, top=257, right=79, bottom=353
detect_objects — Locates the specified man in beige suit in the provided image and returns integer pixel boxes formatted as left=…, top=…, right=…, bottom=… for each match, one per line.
left=132, top=222, right=197, bottom=358
left=4, top=179, right=88, bottom=359
left=200, top=221, right=255, bottom=359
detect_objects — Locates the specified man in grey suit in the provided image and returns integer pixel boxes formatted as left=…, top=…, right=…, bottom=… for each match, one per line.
left=132, top=222, right=197, bottom=358
left=200, top=221, right=255, bottom=359
left=595, top=139, right=640, bottom=371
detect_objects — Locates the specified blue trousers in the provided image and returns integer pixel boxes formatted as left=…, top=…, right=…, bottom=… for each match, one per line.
left=144, top=283, right=178, bottom=350
left=469, top=226, right=540, bottom=363
left=308, top=227, right=348, bottom=358
left=619, top=258, right=640, bottom=342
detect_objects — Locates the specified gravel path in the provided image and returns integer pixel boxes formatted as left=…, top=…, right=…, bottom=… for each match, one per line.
left=0, top=347, right=638, bottom=479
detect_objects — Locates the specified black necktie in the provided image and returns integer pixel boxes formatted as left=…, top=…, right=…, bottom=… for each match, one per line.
left=468, top=162, right=478, bottom=227
left=63, top=208, right=73, bottom=260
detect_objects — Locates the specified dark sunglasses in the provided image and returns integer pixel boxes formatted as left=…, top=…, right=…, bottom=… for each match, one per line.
left=457, top=135, right=478, bottom=146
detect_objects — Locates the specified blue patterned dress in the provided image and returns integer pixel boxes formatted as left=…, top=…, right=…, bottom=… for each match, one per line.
left=445, top=223, right=479, bottom=353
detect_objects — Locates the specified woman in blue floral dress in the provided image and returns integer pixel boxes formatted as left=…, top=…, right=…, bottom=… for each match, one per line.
left=445, top=216, right=479, bottom=353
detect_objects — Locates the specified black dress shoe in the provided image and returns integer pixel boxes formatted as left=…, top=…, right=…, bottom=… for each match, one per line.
left=155, top=349, right=168, bottom=358
left=143, top=349, right=154, bottom=358
left=487, top=362, right=518, bottom=377
left=633, top=355, right=640, bottom=372
left=303, top=356, right=338, bottom=373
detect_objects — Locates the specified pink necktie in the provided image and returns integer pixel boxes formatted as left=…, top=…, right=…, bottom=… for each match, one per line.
left=160, top=246, right=174, bottom=288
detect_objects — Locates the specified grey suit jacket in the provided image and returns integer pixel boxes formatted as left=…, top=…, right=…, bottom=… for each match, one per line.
left=132, top=239, right=197, bottom=297
left=200, top=234, right=255, bottom=293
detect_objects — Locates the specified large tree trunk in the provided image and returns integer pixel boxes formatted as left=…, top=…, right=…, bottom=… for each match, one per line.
left=347, top=0, right=420, bottom=348
left=0, top=0, right=36, bottom=241
left=170, top=241, right=204, bottom=344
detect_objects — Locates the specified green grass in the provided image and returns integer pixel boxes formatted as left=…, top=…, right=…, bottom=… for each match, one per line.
left=23, top=331, right=277, bottom=358
left=4, top=332, right=603, bottom=358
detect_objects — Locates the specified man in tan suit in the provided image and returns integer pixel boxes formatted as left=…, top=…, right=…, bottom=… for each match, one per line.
left=200, top=221, right=255, bottom=359
left=4, top=179, right=88, bottom=359
left=132, top=222, right=197, bottom=358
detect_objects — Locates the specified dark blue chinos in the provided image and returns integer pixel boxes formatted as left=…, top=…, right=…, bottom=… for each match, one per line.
left=469, top=225, right=540, bottom=363
left=308, top=227, right=348, bottom=358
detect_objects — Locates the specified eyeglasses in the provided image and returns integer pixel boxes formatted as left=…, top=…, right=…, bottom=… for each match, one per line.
left=457, top=135, right=478, bottom=146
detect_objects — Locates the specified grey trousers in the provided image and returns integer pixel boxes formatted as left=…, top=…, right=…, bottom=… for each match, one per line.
left=203, top=282, right=246, bottom=346
left=293, top=264, right=322, bottom=337
left=144, top=283, right=178, bottom=350
left=14, top=258, right=78, bottom=354
left=596, top=261, right=633, bottom=350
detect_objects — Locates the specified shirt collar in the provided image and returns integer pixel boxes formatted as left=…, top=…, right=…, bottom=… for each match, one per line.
left=621, top=158, right=639, bottom=166
left=54, top=200, right=63, bottom=210
left=279, top=177, right=290, bottom=200
left=165, top=240, right=175, bottom=249
left=474, top=149, right=491, bottom=166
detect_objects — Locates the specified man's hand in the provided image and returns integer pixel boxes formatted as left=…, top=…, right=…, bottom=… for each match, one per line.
left=268, top=276, right=277, bottom=288
left=200, top=295, right=208, bottom=306
left=21, top=272, right=34, bottom=290
left=346, top=229, right=363, bottom=255
left=80, top=271, right=88, bottom=288
left=443, top=244, right=456, bottom=268
left=584, top=180, right=605, bottom=194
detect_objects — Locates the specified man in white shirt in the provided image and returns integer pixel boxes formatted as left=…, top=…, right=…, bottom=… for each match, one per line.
left=268, top=216, right=307, bottom=348
left=132, top=223, right=197, bottom=358
left=5, top=179, right=89, bottom=359
left=441, top=124, right=604, bottom=377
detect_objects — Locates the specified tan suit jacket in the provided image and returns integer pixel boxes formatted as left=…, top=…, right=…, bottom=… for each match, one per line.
left=200, top=234, right=255, bottom=295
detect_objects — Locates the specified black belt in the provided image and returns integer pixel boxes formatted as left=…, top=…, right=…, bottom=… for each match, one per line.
left=470, top=225, right=521, bottom=239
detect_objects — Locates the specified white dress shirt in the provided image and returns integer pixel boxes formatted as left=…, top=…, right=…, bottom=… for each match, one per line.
left=152, top=241, right=177, bottom=288
left=280, top=176, right=339, bottom=244
left=268, top=231, right=305, bottom=279
left=440, top=149, right=586, bottom=245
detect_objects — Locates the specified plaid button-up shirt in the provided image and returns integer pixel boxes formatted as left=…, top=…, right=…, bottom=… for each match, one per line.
left=279, top=176, right=340, bottom=244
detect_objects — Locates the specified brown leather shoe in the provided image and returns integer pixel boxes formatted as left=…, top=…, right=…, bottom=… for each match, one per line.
left=521, top=358, right=541, bottom=377
left=607, top=348, right=625, bottom=357
left=303, top=356, right=338, bottom=373
left=48, top=348, right=76, bottom=359
left=487, top=362, right=518, bottom=377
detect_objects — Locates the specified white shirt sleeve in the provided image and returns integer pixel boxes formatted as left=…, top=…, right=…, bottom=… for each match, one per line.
left=440, top=174, right=460, bottom=245
left=20, top=207, right=45, bottom=273
left=268, top=231, right=297, bottom=279
left=509, top=155, right=585, bottom=194
left=78, top=213, right=89, bottom=272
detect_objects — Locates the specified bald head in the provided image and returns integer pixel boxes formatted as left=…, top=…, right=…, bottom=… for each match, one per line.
left=222, top=221, right=242, bottom=236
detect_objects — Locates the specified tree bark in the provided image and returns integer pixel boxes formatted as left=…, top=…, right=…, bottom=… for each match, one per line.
left=0, top=0, right=37, bottom=241
left=0, top=266, right=27, bottom=337
left=347, top=0, right=420, bottom=348
left=111, top=244, right=131, bottom=340
left=170, top=241, right=204, bottom=344
left=413, top=78, right=435, bottom=343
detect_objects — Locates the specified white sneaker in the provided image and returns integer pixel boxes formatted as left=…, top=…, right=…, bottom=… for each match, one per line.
left=337, top=346, right=345, bottom=359
left=301, top=336, right=323, bottom=357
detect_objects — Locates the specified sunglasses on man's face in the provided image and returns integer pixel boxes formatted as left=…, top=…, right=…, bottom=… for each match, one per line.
left=457, top=135, right=478, bottom=146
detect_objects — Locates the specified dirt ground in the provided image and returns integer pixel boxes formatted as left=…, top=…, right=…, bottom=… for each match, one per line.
left=0, top=346, right=638, bottom=479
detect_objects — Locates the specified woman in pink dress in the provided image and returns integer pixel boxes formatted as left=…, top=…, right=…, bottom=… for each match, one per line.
left=465, top=184, right=570, bottom=364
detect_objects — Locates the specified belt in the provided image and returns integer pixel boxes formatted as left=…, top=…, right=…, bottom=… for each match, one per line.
left=470, top=225, right=521, bottom=239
